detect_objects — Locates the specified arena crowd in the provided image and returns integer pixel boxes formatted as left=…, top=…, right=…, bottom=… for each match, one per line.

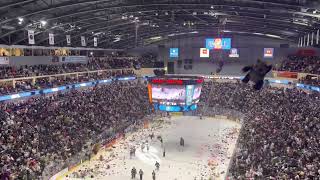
left=298, top=76, right=320, bottom=87
left=276, top=55, right=320, bottom=75
left=0, top=81, right=150, bottom=179
left=200, top=81, right=320, bottom=179
left=1, top=74, right=320, bottom=179
left=0, top=54, right=159, bottom=95
left=0, top=69, right=135, bottom=96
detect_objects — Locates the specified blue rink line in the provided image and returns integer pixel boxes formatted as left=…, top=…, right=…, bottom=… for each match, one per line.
left=0, top=76, right=136, bottom=102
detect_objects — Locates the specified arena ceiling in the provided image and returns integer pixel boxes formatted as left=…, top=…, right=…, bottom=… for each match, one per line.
left=0, top=0, right=320, bottom=49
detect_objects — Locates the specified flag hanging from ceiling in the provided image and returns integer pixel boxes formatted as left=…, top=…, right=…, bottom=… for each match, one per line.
left=94, top=37, right=98, bottom=47
left=49, top=33, right=54, bottom=45
left=317, top=29, right=319, bottom=45
left=81, top=36, right=86, bottom=46
left=28, top=30, right=35, bottom=45
left=66, top=35, right=71, bottom=45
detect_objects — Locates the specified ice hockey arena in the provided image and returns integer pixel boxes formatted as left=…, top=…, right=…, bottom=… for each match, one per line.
left=1, top=1, right=320, bottom=180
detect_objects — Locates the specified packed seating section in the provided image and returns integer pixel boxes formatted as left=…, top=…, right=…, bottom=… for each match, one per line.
left=275, top=55, right=320, bottom=75
left=200, top=82, right=320, bottom=179
left=0, top=56, right=158, bottom=95
left=0, top=81, right=150, bottom=179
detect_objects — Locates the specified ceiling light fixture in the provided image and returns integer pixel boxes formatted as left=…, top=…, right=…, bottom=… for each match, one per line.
left=40, top=20, right=47, bottom=26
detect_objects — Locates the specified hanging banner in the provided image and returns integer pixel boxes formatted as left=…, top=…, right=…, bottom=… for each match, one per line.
left=0, top=57, right=9, bottom=65
left=28, top=30, right=35, bottom=45
left=317, top=29, right=319, bottom=45
left=94, top=37, right=98, bottom=47
left=300, top=37, right=303, bottom=47
left=66, top=35, right=71, bottom=46
left=81, top=36, right=86, bottom=46
left=307, top=34, right=310, bottom=46
left=49, top=33, right=54, bottom=45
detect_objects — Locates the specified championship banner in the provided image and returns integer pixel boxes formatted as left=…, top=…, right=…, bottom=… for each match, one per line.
left=94, top=37, right=98, bottom=47
left=28, top=30, right=35, bottom=45
left=81, top=36, right=86, bottom=46
left=200, top=48, right=209, bottom=58
left=0, top=57, right=9, bottom=65
left=49, top=33, right=54, bottom=45
left=66, top=35, right=71, bottom=45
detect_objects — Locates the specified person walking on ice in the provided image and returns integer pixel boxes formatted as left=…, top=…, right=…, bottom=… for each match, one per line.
left=152, top=170, right=156, bottom=180
left=139, top=169, right=144, bottom=180
left=155, top=161, right=160, bottom=171
left=131, top=167, right=137, bottom=179
left=141, top=143, right=145, bottom=152
left=180, top=137, right=184, bottom=147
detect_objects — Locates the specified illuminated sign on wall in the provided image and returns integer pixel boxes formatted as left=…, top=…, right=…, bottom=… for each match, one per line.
left=169, top=48, right=179, bottom=58
left=200, top=48, right=210, bottom=58
left=205, top=38, right=231, bottom=50
left=229, top=48, right=239, bottom=58
left=264, top=48, right=274, bottom=58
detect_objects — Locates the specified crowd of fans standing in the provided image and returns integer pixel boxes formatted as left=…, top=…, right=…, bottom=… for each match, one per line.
left=0, top=55, right=158, bottom=95
left=275, top=55, right=320, bottom=75
left=0, top=81, right=150, bottom=179
left=200, top=81, right=320, bottom=179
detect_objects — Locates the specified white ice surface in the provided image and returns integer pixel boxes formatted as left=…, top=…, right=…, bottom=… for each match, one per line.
left=63, top=116, right=241, bottom=180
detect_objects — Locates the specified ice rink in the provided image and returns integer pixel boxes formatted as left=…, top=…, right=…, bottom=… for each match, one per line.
left=63, top=116, right=241, bottom=180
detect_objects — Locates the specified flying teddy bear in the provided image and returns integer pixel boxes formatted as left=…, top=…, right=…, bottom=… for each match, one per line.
left=241, top=59, right=272, bottom=90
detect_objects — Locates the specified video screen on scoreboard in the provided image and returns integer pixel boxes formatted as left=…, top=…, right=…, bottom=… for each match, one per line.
left=192, top=84, right=202, bottom=103
left=206, top=38, right=231, bottom=50
left=151, top=84, right=202, bottom=105
left=152, top=85, right=186, bottom=104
